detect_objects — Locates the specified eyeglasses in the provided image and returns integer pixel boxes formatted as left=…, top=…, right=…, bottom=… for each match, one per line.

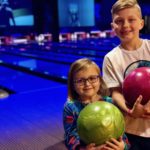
left=74, top=75, right=100, bottom=86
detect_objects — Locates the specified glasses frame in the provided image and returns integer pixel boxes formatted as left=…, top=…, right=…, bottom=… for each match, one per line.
left=74, top=75, right=100, bottom=86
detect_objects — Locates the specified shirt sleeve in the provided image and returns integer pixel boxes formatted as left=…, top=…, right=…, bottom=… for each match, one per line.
left=103, top=56, right=118, bottom=88
left=63, top=102, right=81, bottom=150
left=122, top=134, right=131, bottom=150
left=102, top=54, right=122, bottom=88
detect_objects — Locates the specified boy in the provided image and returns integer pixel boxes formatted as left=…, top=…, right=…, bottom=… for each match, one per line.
left=102, top=0, right=150, bottom=149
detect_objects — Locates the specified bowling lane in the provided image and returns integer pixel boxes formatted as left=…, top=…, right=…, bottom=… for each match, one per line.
left=0, top=47, right=92, bottom=64
left=1, top=42, right=105, bottom=61
left=0, top=52, right=70, bottom=80
left=0, top=65, right=65, bottom=94
left=0, top=49, right=104, bottom=67
left=0, top=49, right=104, bottom=83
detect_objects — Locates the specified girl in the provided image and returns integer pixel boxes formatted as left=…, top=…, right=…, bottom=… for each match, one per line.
left=63, top=58, right=130, bottom=150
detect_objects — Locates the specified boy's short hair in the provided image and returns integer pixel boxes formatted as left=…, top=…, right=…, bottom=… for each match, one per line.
left=111, top=0, right=142, bottom=18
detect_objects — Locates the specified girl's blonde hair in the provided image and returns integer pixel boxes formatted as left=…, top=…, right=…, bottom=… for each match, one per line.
left=111, top=0, right=142, bottom=18
left=68, top=58, right=110, bottom=100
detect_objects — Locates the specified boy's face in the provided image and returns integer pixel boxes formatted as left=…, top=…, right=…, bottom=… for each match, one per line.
left=111, top=7, right=144, bottom=42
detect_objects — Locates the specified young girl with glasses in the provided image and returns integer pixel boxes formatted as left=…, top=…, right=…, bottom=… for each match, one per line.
left=63, top=58, right=130, bottom=150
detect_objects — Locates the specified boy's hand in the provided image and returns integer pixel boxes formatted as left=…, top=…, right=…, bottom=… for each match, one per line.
left=103, top=136, right=125, bottom=150
left=129, top=95, right=150, bottom=118
left=142, top=99, right=150, bottom=118
left=130, top=95, right=145, bottom=118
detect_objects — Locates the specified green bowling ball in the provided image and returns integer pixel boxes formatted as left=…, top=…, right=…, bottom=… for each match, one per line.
left=77, top=101, right=125, bottom=146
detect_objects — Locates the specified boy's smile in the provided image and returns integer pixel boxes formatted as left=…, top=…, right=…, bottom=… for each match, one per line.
left=112, top=7, right=144, bottom=43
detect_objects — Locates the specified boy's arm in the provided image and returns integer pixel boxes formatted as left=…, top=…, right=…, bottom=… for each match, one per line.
left=111, top=87, right=128, bottom=113
left=111, top=87, right=150, bottom=118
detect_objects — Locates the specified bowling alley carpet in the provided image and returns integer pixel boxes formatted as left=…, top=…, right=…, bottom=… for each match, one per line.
left=0, top=83, right=67, bottom=150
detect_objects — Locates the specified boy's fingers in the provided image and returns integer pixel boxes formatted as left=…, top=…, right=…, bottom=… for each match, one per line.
left=141, top=114, right=150, bottom=119
left=144, top=100, right=150, bottom=107
left=134, top=95, right=142, bottom=106
left=143, top=100, right=150, bottom=114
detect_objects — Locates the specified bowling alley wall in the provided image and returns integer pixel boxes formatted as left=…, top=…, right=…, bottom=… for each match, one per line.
left=0, top=0, right=150, bottom=37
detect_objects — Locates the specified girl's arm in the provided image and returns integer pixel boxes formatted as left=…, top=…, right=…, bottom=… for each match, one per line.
left=63, top=103, right=80, bottom=150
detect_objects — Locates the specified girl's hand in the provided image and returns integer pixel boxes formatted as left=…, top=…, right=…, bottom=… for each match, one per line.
left=84, top=143, right=106, bottom=150
left=85, top=143, right=96, bottom=150
left=103, top=136, right=125, bottom=150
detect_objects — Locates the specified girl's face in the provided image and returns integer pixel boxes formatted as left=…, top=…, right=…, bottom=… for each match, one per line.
left=112, top=7, right=144, bottom=43
left=73, top=66, right=100, bottom=101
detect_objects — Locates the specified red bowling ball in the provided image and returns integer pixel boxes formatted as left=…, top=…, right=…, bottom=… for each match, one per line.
left=122, top=67, right=150, bottom=108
